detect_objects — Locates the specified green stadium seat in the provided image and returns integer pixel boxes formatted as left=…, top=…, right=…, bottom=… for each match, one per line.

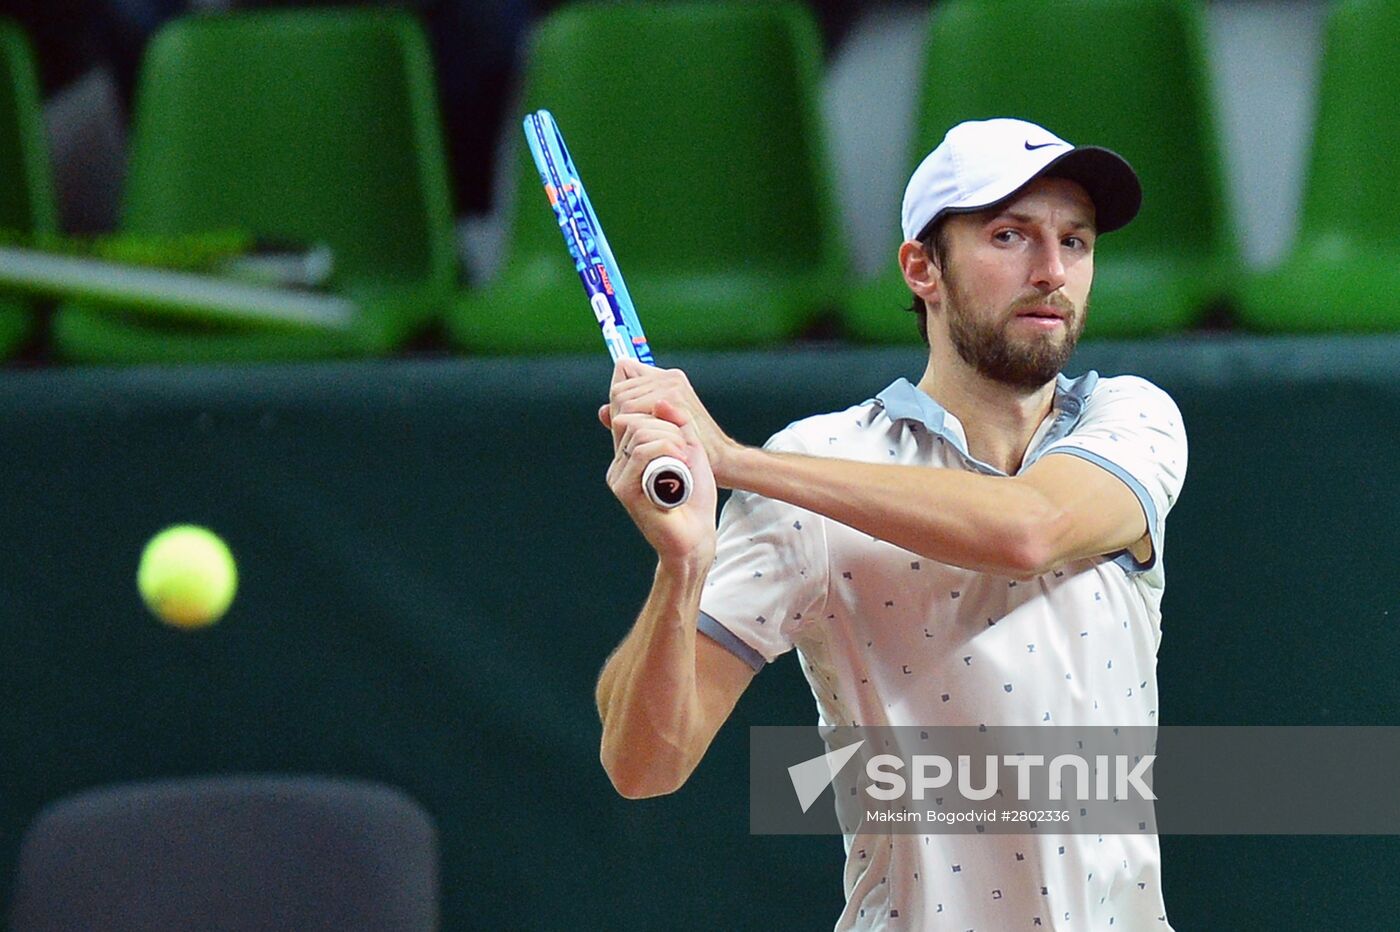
left=1237, top=0, right=1400, bottom=332
left=846, top=0, right=1237, bottom=343
left=0, top=18, right=56, bottom=357
left=447, top=0, right=847, bottom=354
left=52, top=10, right=456, bottom=364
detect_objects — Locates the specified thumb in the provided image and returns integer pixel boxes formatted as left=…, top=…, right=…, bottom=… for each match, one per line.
left=597, top=404, right=612, bottom=429
left=653, top=398, right=691, bottom=429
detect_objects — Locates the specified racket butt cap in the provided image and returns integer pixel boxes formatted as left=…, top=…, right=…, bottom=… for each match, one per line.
left=642, top=456, right=693, bottom=509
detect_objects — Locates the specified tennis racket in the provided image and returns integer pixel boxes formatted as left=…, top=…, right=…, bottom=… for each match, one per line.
left=523, top=109, right=692, bottom=509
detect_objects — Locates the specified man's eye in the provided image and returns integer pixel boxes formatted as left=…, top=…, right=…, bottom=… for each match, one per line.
left=1063, top=236, right=1084, bottom=249
left=993, top=230, right=1020, bottom=243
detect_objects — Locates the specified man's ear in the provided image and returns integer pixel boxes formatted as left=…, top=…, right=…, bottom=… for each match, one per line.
left=899, top=240, right=942, bottom=308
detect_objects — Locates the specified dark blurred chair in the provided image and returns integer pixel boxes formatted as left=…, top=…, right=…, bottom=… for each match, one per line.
left=8, top=775, right=439, bottom=932
left=845, top=0, right=1238, bottom=342
left=0, top=17, right=57, bottom=358
left=1237, top=0, right=1400, bottom=332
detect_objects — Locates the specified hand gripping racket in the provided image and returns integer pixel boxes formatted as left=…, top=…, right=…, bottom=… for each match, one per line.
left=523, top=109, right=692, bottom=509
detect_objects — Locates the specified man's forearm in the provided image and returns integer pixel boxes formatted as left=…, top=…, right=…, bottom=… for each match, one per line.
left=721, top=445, right=1065, bottom=577
left=596, top=555, right=713, bottom=798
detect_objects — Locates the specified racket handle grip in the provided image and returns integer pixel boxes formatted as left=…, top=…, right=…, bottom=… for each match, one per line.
left=641, top=456, right=693, bottom=509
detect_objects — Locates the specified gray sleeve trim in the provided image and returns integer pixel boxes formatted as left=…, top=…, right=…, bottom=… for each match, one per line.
left=1041, top=446, right=1160, bottom=574
left=697, top=611, right=767, bottom=672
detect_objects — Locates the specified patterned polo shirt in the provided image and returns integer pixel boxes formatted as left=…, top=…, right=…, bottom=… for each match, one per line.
left=698, top=372, right=1187, bottom=931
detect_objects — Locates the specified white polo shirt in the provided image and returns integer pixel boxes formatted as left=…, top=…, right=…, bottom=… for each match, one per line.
left=698, top=372, right=1187, bottom=931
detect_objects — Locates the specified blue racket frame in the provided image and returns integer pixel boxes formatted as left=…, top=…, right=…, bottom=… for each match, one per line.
left=522, top=109, right=692, bottom=510
left=523, top=109, right=655, bottom=364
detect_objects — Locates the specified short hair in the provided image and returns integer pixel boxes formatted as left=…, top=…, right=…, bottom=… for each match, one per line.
left=906, top=218, right=953, bottom=346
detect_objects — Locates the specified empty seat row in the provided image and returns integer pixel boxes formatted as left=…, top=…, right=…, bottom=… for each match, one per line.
left=1, top=0, right=1397, bottom=363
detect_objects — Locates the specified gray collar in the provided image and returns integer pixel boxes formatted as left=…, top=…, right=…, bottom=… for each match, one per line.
left=873, top=371, right=1098, bottom=475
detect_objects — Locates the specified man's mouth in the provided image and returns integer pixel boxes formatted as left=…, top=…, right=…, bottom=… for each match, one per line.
left=1012, top=305, right=1070, bottom=331
left=1015, top=304, right=1068, bottom=321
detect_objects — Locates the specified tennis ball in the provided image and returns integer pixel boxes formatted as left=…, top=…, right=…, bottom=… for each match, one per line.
left=137, top=525, right=238, bottom=629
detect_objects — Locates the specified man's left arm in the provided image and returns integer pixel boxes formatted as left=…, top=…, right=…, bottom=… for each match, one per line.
left=719, top=448, right=1147, bottom=578
left=606, top=362, right=1185, bottom=578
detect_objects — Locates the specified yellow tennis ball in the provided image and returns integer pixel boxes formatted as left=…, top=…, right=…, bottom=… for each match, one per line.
left=137, top=525, right=238, bottom=629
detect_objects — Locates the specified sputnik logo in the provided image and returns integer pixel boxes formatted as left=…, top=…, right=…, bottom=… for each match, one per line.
left=788, top=739, right=865, bottom=813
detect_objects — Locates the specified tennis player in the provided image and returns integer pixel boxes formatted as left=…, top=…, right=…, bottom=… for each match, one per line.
left=595, top=118, right=1186, bottom=930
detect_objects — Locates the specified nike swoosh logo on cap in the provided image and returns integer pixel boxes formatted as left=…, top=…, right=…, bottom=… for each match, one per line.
left=1024, top=140, right=1060, bottom=150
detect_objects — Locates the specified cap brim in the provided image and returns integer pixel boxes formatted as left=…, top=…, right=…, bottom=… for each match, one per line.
left=1038, top=146, right=1142, bottom=234
left=915, top=145, right=1142, bottom=239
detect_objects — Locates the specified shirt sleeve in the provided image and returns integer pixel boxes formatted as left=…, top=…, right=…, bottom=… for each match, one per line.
left=1039, top=376, right=1188, bottom=574
left=698, top=428, right=829, bottom=667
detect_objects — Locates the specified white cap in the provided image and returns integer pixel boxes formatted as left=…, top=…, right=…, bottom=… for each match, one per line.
left=900, top=117, right=1142, bottom=242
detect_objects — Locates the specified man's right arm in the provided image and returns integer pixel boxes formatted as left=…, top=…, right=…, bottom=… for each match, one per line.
left=594, top=380, right=755, bottom=799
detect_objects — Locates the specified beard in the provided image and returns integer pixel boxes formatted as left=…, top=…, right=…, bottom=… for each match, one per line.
left=942, top=272, right=1085, bottom=391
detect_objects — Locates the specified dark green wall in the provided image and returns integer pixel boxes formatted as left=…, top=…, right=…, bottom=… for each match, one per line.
left=0, top=335, right=1396, bottom=929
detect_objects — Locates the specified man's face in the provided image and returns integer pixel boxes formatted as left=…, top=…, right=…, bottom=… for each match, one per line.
left=934, top=177, right=1096, bottom=390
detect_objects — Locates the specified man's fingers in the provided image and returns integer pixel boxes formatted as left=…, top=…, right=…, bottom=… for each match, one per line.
left=607, top=431, right=688, bottom=502
left=615, top=415, right=685, bottom=459
left=626, top=437, right=688, bottom=473
left=609, top=365, right=691, bottom=410
left=598, top=404, right=612, bottom=429
left=609, top=367, right=666, bottom=430
left=610, top=378, right=659, bottom=413
left=611, top=357, right=650, bottom=384
left=612, top=393, right=693, bottom=427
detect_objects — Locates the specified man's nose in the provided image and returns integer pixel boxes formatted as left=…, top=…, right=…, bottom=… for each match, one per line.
left=1030, top=244, right=1067, bottom=293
